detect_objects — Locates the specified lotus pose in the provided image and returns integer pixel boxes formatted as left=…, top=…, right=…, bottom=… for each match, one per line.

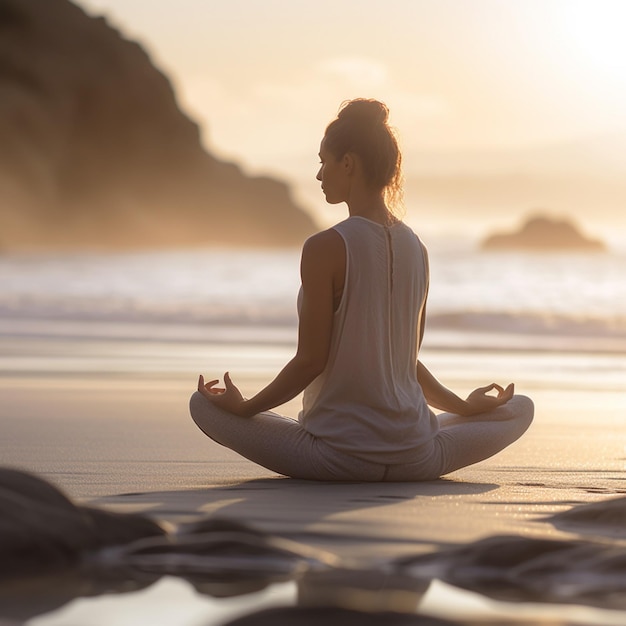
left=190, top=99, right=533, bottom=481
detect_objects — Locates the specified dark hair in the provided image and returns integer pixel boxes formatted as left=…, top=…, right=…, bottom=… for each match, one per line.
left=324, top=99, right=403, bottom=211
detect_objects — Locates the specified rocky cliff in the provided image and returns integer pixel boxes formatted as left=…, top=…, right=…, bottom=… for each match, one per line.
left=0, top=0, right=317, bottom=250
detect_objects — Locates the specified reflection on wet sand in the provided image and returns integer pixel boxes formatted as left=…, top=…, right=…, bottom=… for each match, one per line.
left=0, top=569, right=157, bottom=623
left=297, top=568, right=429, bottom=613
left=3, top=468, right=626, bottom=626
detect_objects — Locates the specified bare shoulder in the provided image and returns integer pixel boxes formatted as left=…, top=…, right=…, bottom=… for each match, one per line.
left=303, top=227, right=343, bottom=253
left=302, top=228, right=344, bottom=262
left=300, top=228, right=345, bottom=278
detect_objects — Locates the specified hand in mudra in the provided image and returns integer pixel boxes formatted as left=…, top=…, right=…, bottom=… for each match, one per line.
left=464, top=382, right=514, bottom=416
left=197, top=372, right=247, bottom=416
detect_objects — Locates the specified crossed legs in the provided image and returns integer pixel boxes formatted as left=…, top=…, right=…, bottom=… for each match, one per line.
left=189, top=392, right=534, bottom=482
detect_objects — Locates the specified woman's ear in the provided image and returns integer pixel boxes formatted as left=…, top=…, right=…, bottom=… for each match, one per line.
left=343, top=152, right=356, bottom=175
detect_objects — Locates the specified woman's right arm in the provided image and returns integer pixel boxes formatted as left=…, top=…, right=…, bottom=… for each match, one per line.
left=416, top=262, right=513, bottom=416
left=416, top=360, right=514, bottom=417
left=416, top=360, right=470, bottom=415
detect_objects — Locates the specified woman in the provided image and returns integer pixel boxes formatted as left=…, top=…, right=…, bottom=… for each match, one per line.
left=190, top=99, right=533, bottom=481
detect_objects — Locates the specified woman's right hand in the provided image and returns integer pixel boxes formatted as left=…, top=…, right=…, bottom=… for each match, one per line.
left=464, top=382, right=514, bottom=416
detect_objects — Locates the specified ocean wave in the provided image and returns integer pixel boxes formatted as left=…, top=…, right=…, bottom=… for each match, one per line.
left=1, top=248, right=626, bottom=352
left=427, top=310, right=626, bottom=338
left=2, top=304, right=626, bottom=356
left=2, top=300, right=626, bottom=337
left=0, top=297, right=299, bottom=328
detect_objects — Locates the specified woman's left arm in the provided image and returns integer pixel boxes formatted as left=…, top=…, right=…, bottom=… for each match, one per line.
left=198, top=229, right=344, bottom=417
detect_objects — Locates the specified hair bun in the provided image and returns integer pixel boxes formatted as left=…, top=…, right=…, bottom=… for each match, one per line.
left=337, top=98, right=389, bottom=126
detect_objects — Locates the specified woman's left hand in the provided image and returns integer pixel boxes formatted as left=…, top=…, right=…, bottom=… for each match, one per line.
left=197, top=372, right=248, bottom=416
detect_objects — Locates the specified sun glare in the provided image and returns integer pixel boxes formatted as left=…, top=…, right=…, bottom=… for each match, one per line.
left=559, top=0, right=626, bottom=84
left=317, top=57, right=389, bottom=88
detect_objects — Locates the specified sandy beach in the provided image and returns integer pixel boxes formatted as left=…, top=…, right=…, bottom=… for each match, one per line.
left=2, top=331, right=626, bottom=624
left=4, top=374, right=625, bottom=548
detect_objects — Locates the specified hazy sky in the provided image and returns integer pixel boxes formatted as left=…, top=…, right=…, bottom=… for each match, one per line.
left=74, top=0, right=626, bottom=235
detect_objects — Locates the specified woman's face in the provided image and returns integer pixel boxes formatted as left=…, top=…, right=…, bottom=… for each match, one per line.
left=316, top=137, right=350, bottom=205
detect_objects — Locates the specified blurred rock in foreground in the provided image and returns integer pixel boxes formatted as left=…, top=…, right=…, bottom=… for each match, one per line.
left=481, top=214, right=606, bottom=252
left=0, top=0, right=317, bottom=250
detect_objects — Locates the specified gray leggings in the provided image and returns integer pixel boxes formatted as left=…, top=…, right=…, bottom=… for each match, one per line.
left=189, top=393, right=534, bottom=482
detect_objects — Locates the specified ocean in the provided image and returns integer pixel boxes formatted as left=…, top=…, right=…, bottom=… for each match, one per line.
left=0, top=245, right=626, bottom=398
left=1, top=242, right=625, bottom=393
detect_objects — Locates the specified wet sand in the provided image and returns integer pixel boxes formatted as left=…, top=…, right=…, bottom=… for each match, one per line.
left=2, top=330, right=626, bottom=626
left=2, top=371, right=625, bottom=567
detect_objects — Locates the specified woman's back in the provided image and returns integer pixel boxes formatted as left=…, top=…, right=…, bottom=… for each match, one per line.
left=299, top=216, right=438, bottom=463
left=192, top=98, right=532, bottom=482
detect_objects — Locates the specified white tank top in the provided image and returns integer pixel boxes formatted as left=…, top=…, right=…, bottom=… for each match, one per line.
left=298, top=216, right=439, bottom=464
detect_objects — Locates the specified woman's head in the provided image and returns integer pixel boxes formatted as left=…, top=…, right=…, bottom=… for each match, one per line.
left=321, top=99, right=403, bottom=211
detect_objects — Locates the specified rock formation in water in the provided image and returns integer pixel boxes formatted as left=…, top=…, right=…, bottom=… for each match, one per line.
left=0, top=467, right=165, bottom=577
left=481, top=214, right=606, bottom=252
left=0, top=0, right=317, bottom=250
left=395, top=533, right=626, bottom=610
left=0, top=467, right=340, bottom=621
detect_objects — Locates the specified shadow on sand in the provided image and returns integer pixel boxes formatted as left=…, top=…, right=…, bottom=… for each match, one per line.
left=93, top=476, right=498, bottom=551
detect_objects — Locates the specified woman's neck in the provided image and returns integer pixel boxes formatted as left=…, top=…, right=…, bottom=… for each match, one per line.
left=347, top=194, right=396, bottom=226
